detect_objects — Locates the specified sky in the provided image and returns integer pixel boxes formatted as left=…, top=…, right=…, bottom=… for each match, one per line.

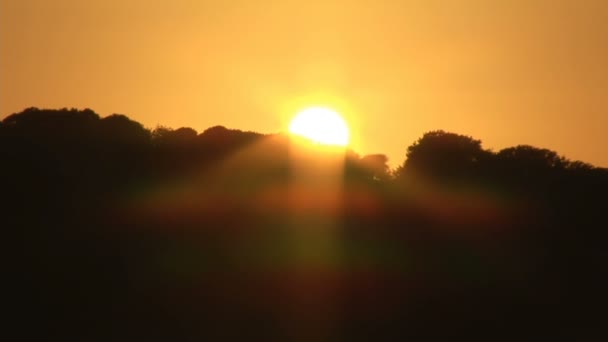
left=2, top=0, right=607, bottom=167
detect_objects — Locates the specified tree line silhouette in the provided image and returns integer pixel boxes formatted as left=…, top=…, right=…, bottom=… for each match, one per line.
left=3, top=107, right=607, bottom=339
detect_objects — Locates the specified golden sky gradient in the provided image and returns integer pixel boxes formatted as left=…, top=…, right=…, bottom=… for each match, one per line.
left=2, top=0, right=607, bottom=167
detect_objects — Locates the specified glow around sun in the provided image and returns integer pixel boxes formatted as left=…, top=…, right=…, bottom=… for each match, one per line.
left=288, top=107, right=350, bottom=146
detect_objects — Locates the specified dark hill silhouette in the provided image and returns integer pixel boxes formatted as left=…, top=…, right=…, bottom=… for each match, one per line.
left=3, top=108, right=607, bottom=340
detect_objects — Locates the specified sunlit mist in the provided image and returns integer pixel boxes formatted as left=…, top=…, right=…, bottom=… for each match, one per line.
left=286, top=117, right=347, bottom=337
left=288, top=107, right=349, bottom=147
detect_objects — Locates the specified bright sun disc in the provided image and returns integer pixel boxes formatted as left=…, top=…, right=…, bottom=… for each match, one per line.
left=288, top=107, right=349, bottom=146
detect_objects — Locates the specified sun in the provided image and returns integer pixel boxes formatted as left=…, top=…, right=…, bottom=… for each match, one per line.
left=288, top=107, right=350, bottom=146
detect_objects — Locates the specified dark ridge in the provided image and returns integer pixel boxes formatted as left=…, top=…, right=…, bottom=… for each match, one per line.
left=3, top=108, right=607, bottom=340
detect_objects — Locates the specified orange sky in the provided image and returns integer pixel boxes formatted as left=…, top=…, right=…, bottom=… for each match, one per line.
left=2, top=0, right=607, bottom=167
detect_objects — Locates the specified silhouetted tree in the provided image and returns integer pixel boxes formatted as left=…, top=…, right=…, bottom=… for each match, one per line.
left=395, top=130, right=492, bottom=185
left=152, top=126, right=197, bottom=146
left=99, top=114, right=151, bottom=144
left=359, top=154, right=391, bottom=182
left=497, top=145, right=567, bottom=169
